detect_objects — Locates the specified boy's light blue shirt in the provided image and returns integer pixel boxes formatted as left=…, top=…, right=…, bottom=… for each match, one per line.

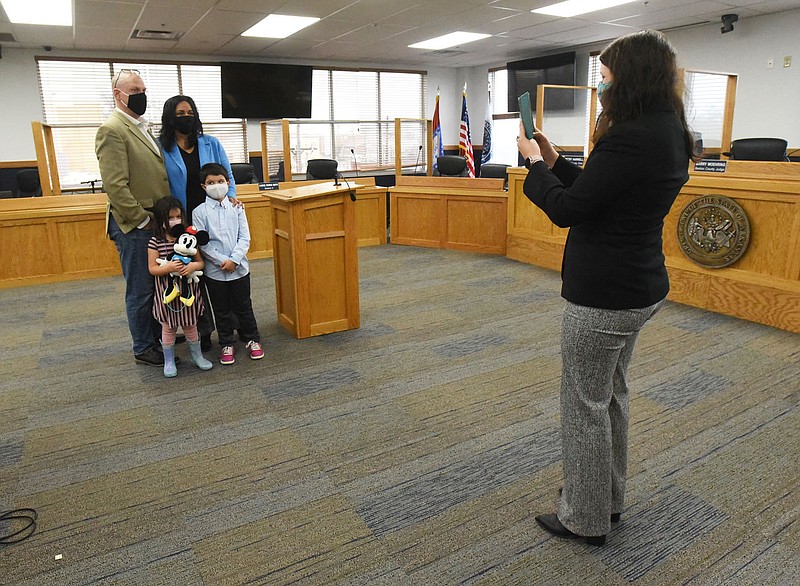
left=192, top=196, right=250, bottom=281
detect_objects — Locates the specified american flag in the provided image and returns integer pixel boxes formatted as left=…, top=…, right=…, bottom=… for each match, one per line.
left=432, top=92, right=443, bottom=172
left=459, top=91, right=475, bottom=178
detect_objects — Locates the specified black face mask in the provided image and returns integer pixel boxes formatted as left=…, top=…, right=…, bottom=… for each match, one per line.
left=124, top=91, right=147, bottom=116
left=173, top=115, right=195, bottom=135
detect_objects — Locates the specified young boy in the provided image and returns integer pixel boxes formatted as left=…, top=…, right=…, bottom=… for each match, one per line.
left=192, top=163, right=264, bottom=364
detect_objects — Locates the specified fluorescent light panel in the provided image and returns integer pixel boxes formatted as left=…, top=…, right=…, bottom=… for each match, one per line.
left=533, top=0, right=637, bottom=18
left=0, top=0, right=71, bottom=26
left=242, top=14, right=320, bottom=39
left=409, top=31, right=491, bottom=50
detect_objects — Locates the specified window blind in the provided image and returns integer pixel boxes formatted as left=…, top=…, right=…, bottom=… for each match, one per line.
left=683, top=71, right=728, bottom=149
left=288, top=68, right=427, bottom=177
left=36, top=59, right=247, bottom=189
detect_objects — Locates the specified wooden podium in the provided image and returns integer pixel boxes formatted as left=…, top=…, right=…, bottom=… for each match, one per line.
left=263, top=181, right=364, bottom=338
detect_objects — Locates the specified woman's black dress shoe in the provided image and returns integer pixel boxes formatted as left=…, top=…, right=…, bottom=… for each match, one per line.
left=556, top=489, right=621, bottom=523
left=535, top=514, right=607, bottom=546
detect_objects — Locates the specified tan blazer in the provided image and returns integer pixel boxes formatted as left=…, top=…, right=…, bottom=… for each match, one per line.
left=95, top=110, right=171, bottom=234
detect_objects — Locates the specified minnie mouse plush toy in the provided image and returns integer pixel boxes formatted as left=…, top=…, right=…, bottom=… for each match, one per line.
left=156, top=225, right=209, bottom=306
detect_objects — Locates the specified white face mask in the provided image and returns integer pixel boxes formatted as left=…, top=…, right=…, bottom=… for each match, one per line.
left=205, top=183, right=228, bottom=200
left=168, top=218, right=182, bottom=228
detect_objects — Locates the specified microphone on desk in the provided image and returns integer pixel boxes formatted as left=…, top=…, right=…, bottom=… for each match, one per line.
left=337, top=172, right=356, bottom=202
left=412, top=145, right=423, bottom=175
left=350, top=148, right=359, bottom=177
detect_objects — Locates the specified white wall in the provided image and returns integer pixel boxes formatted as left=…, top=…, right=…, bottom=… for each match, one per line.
left=2, top=7, right=798, bottom=161
left=666, top=9, right=800, bottom=145
left=0, top=49, right=46, bottom=160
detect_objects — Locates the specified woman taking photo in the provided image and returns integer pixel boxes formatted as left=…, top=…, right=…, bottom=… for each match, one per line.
left=159, top=95, right=238, bottom=350
left=517, top=30, right=695, bottom=546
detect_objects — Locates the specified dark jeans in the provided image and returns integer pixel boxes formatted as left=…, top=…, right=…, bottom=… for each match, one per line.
left=197, top=281, right=215, bottom=337
left=107, top=215, right=161, bottom=355
left=203, top=274, right=260, bottom=346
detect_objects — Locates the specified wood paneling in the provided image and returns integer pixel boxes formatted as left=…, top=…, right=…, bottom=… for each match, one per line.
left=0, top=199, right=119, bottom=287
left=0, top=181, right=386, bottom=289
left=264, top=184, right=360, bottom=338
left=389, top=177, right=507, bottom=254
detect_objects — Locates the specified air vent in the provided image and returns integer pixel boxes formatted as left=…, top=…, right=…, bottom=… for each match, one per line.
left=0, top=33, right=16, bottom=42
left=132, top=29, right=181, bottom=41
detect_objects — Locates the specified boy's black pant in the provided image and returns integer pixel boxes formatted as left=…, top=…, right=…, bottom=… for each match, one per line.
left=203, top=274, right=260, bottom=346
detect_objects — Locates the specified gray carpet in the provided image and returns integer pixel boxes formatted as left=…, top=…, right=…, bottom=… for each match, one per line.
left=0, top=245, right=798, bottom=585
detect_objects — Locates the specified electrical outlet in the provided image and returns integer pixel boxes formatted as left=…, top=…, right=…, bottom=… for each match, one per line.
left=767, top=58, right=774, bottom=69
left=784, top=56, right=792, bottom=68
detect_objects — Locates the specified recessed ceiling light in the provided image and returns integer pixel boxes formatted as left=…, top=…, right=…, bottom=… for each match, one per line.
left=409, top=31, right=491, bottom=50
left=533, top=0, right=637, bottom=18
left=0, top=0, right=71, bottom=26
left=241, top=14, right=320, bottom=39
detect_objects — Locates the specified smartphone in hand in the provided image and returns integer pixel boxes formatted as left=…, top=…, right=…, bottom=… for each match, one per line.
left=518, top=92, right=535, bottom=139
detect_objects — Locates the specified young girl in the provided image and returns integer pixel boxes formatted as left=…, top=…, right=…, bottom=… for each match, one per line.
left=148, top=197, right=213, bottom=377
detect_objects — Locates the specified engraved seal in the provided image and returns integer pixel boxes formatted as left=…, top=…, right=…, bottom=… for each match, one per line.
left=676, top=195, right=750, bottom=268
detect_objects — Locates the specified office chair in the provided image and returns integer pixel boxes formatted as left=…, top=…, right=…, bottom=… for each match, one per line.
left=306, top=158, right=338, bottom=180
left=435, top=155, right=468, bottom=177
left=269, top=161, right=285, bottom=182
left=13, top=169, right=42, bottom=197
left=230, top=163, right=258, bottom=184
left=726, top=138, right=789, bottom=161
left=479, top=163, right=510, bottom=179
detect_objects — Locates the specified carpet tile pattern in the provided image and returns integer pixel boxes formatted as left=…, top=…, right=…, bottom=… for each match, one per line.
left=0, top=245, right=798, bottom=585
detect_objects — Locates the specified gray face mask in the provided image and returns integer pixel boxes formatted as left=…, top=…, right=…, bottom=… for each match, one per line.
left=205, top=183, right=228, bottom=200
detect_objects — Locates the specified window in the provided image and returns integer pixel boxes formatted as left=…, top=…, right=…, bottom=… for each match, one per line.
left=278, top=68, right=427, bottom=177
left=36, top=58, right=247, bottom=189
left=38, top=59, right=426, bottom=187
left=487, top=68, right=520, bottom=166
left=683, top=71, right=729, bottom=149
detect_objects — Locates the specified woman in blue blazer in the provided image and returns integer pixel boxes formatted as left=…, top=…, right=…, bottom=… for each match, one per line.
left=159, top=94, right=239, bottom=350
left=159, top=95, right=237, bottom=224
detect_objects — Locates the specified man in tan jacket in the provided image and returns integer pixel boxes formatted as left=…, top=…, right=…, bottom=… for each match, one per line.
left=96, top=69, right=171, bottom=365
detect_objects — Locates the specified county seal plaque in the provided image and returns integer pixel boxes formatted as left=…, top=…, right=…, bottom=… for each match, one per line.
left=676, top=195, right=750, bottom=268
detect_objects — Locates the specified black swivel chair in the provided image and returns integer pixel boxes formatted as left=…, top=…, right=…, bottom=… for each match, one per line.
left=230, top=163, right=258, bottom=185
left=13, top=169, right=42, bottom=197
left=727, top=138, right=789, bottom=161
left=306, top=158, right=338, bottom=180
left=479, top=163, right=510, bottom=179
left=435, top=155, right=469, bottom=177
left=479, top=163, right=510, bottom=189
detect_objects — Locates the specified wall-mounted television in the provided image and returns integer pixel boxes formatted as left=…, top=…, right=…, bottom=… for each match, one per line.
left=507, top=51, right=576, bottom=112
left=221, top=62, right=313, bottom=119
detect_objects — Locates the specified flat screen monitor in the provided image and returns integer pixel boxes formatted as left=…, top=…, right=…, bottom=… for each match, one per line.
left=221, top=62, right=313, bottom=119
left=507, top=52, right=576, bottom=112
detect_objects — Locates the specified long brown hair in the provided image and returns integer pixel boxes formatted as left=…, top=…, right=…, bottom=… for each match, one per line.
left=594, top=30, right=696, bottom=160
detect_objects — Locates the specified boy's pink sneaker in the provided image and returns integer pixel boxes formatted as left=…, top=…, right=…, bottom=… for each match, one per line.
left=220, top=345, right=235, bottom=365
left=246, top=340, right=264, bottom=360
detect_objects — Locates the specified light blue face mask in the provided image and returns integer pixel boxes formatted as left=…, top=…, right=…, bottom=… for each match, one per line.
left=597, top=80, right=612, bottom=99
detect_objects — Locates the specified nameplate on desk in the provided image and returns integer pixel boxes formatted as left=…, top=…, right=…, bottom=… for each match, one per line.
left=562, top=154, right=585, bottom=166
left=258, top=182, right=280, bottom=190
left=694, top=159, right=727, bottom=173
